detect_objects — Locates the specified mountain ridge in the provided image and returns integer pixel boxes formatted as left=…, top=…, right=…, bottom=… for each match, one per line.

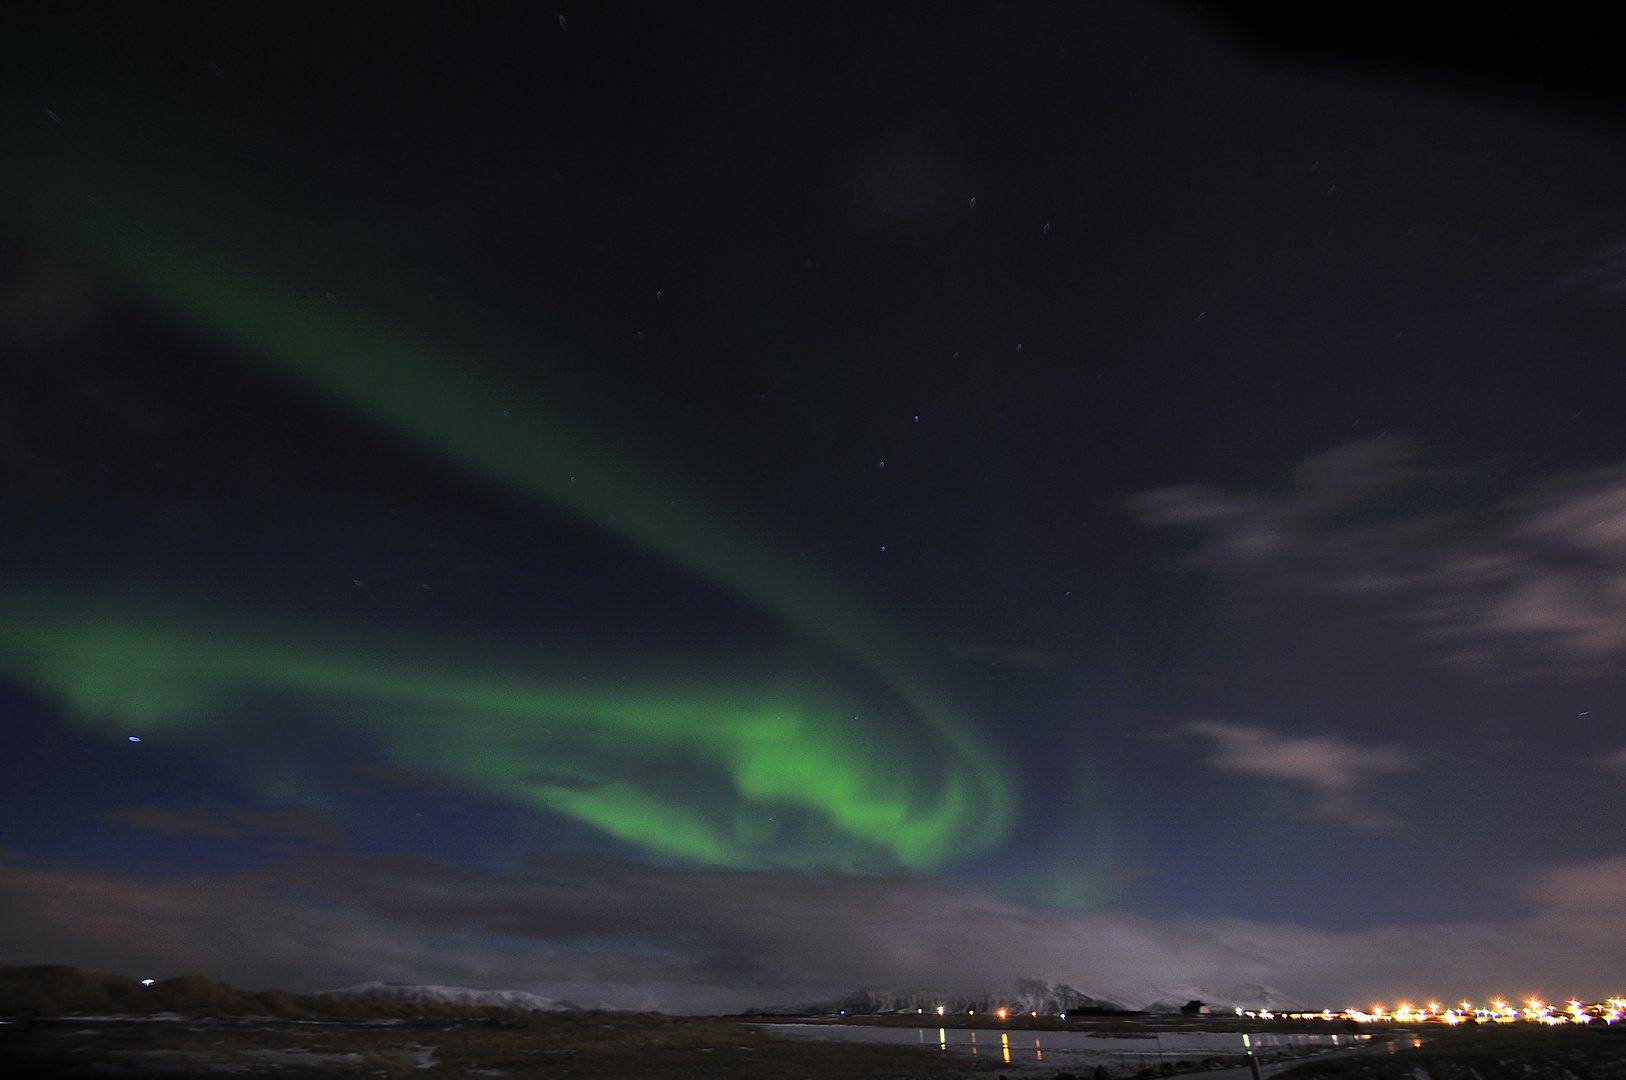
left=323, top=981, right=569, bottom=1011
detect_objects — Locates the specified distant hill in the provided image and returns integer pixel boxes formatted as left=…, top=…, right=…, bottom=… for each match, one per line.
left=750, top=977, right=1305, bottom=1017
left=0, top=965, right=563, bottom=1019
left=1, top=964, right=1304, bottom=1020
left=1141, top=984, right=1305, bottom=1014
left=323, top=981, right=567, bottom=1011
left=761, top=978, right=1136, bottom=1017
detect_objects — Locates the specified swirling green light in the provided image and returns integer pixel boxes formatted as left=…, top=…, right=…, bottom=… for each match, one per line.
left=0, top=110, right=1014, bottom=869
left=0, top=593, right=986, bottom=869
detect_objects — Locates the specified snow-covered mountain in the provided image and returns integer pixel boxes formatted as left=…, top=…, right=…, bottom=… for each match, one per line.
left=323, top=982, right=566, bottom=1011
left=760, top=978, right=1305, bottom=1017
left=318, top=977, right=1303, bottom=1017
left=772, top=978, right=1133, bottom=1017
left=1141, top=983, right=1304, bottom=1014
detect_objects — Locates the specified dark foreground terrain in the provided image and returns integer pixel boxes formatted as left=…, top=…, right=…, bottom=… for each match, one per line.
left=1281, top=1023, right=1626, bottom=1080
left=2, top=1008, right=1013, bottom=1080
left=4, top=966, right=1626, bottom=1079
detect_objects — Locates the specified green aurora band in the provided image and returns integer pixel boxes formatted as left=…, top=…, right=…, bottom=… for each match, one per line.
left=0, top=112, right=1015, bottom=870
left=0, top=594, right=988, bottom=869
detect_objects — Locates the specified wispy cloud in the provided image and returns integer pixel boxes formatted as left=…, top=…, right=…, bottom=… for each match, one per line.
left=0, top=258, right=105, bottom=350
left=115, top=804, right=348, bottom=847
left=1595, top=747, right=1626, bottom=776
left=951, top=643, right=1057, bottom=669
left=1133, top=439, right=1626, bottom=677
left=1184, top=722, right=1416, bottom=830
left=1531, top=855, right=1626, bottom=912
left=1555, top=240, right=1626, bottom=301
left=4, top=849, right=1626, bottom=1011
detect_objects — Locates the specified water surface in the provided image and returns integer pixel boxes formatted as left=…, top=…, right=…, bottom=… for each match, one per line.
left=761, top=1024, right=1363, bottom=1069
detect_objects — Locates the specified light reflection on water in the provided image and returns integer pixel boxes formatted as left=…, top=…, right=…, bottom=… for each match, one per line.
left=761, top=1025, right=1363, bottom=1069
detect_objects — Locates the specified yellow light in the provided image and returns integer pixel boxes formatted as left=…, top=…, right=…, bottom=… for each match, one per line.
left=997, top=1008, right=1007, bottom=1020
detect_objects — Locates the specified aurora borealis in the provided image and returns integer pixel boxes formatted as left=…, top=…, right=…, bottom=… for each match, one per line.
left=0, top=590, right=1004, bottom=869
left=6, top=0, right=1626, bottom=1012
left=0, top=57, right=1015, bottom=874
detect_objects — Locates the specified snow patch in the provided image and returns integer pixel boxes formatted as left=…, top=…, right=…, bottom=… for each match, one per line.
left=1141, top=983, right=1304, bottom=1014
left=322, top=982, right=558, bottom=1011
left=771, top=978, right=1134, bottom=1017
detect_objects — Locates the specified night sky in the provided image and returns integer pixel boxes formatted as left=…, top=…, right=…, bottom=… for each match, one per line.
left=4, top=1, right=1626, bottom=1011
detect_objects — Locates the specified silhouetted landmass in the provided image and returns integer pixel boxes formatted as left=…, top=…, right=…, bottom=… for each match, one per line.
left=0, top=964, right=551, bottom=1020
left=0, top=964, right=1005, bottom=1078
left=785, top=979, right=1137, bottom=1017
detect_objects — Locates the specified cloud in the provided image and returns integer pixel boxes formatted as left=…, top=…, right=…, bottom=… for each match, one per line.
left=951, top=643, right=1057, bottom=669
left=0, top=258, right=105, bottom=351
left=1596, top=747, right=1626, bottom=775
left=1184, top=722, right=1416, bottom=830
left=1556, top=240, right=1626, bottom=301
left=1133, top=439, right=1626, bottom=677
left=842, top=121, right=965, bottom=227
left=1531, top=856, right=1626, bottom=913
left=3, top=849, right=1626, bottom=1012
left=115, top=804, right=348, bottom=847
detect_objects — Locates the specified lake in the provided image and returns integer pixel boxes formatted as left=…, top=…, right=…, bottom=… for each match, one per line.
left=760, top=1024, right=1366, bottom=1070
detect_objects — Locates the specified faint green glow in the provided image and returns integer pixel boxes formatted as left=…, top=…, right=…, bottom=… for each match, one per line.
left=0, top=111, right=1017, bottom=870
left=0, top=593, right=997, bottom=869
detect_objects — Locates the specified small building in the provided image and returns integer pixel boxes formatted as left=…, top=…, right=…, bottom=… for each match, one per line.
left=1179, top=1000, right=1210, bottom=1016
